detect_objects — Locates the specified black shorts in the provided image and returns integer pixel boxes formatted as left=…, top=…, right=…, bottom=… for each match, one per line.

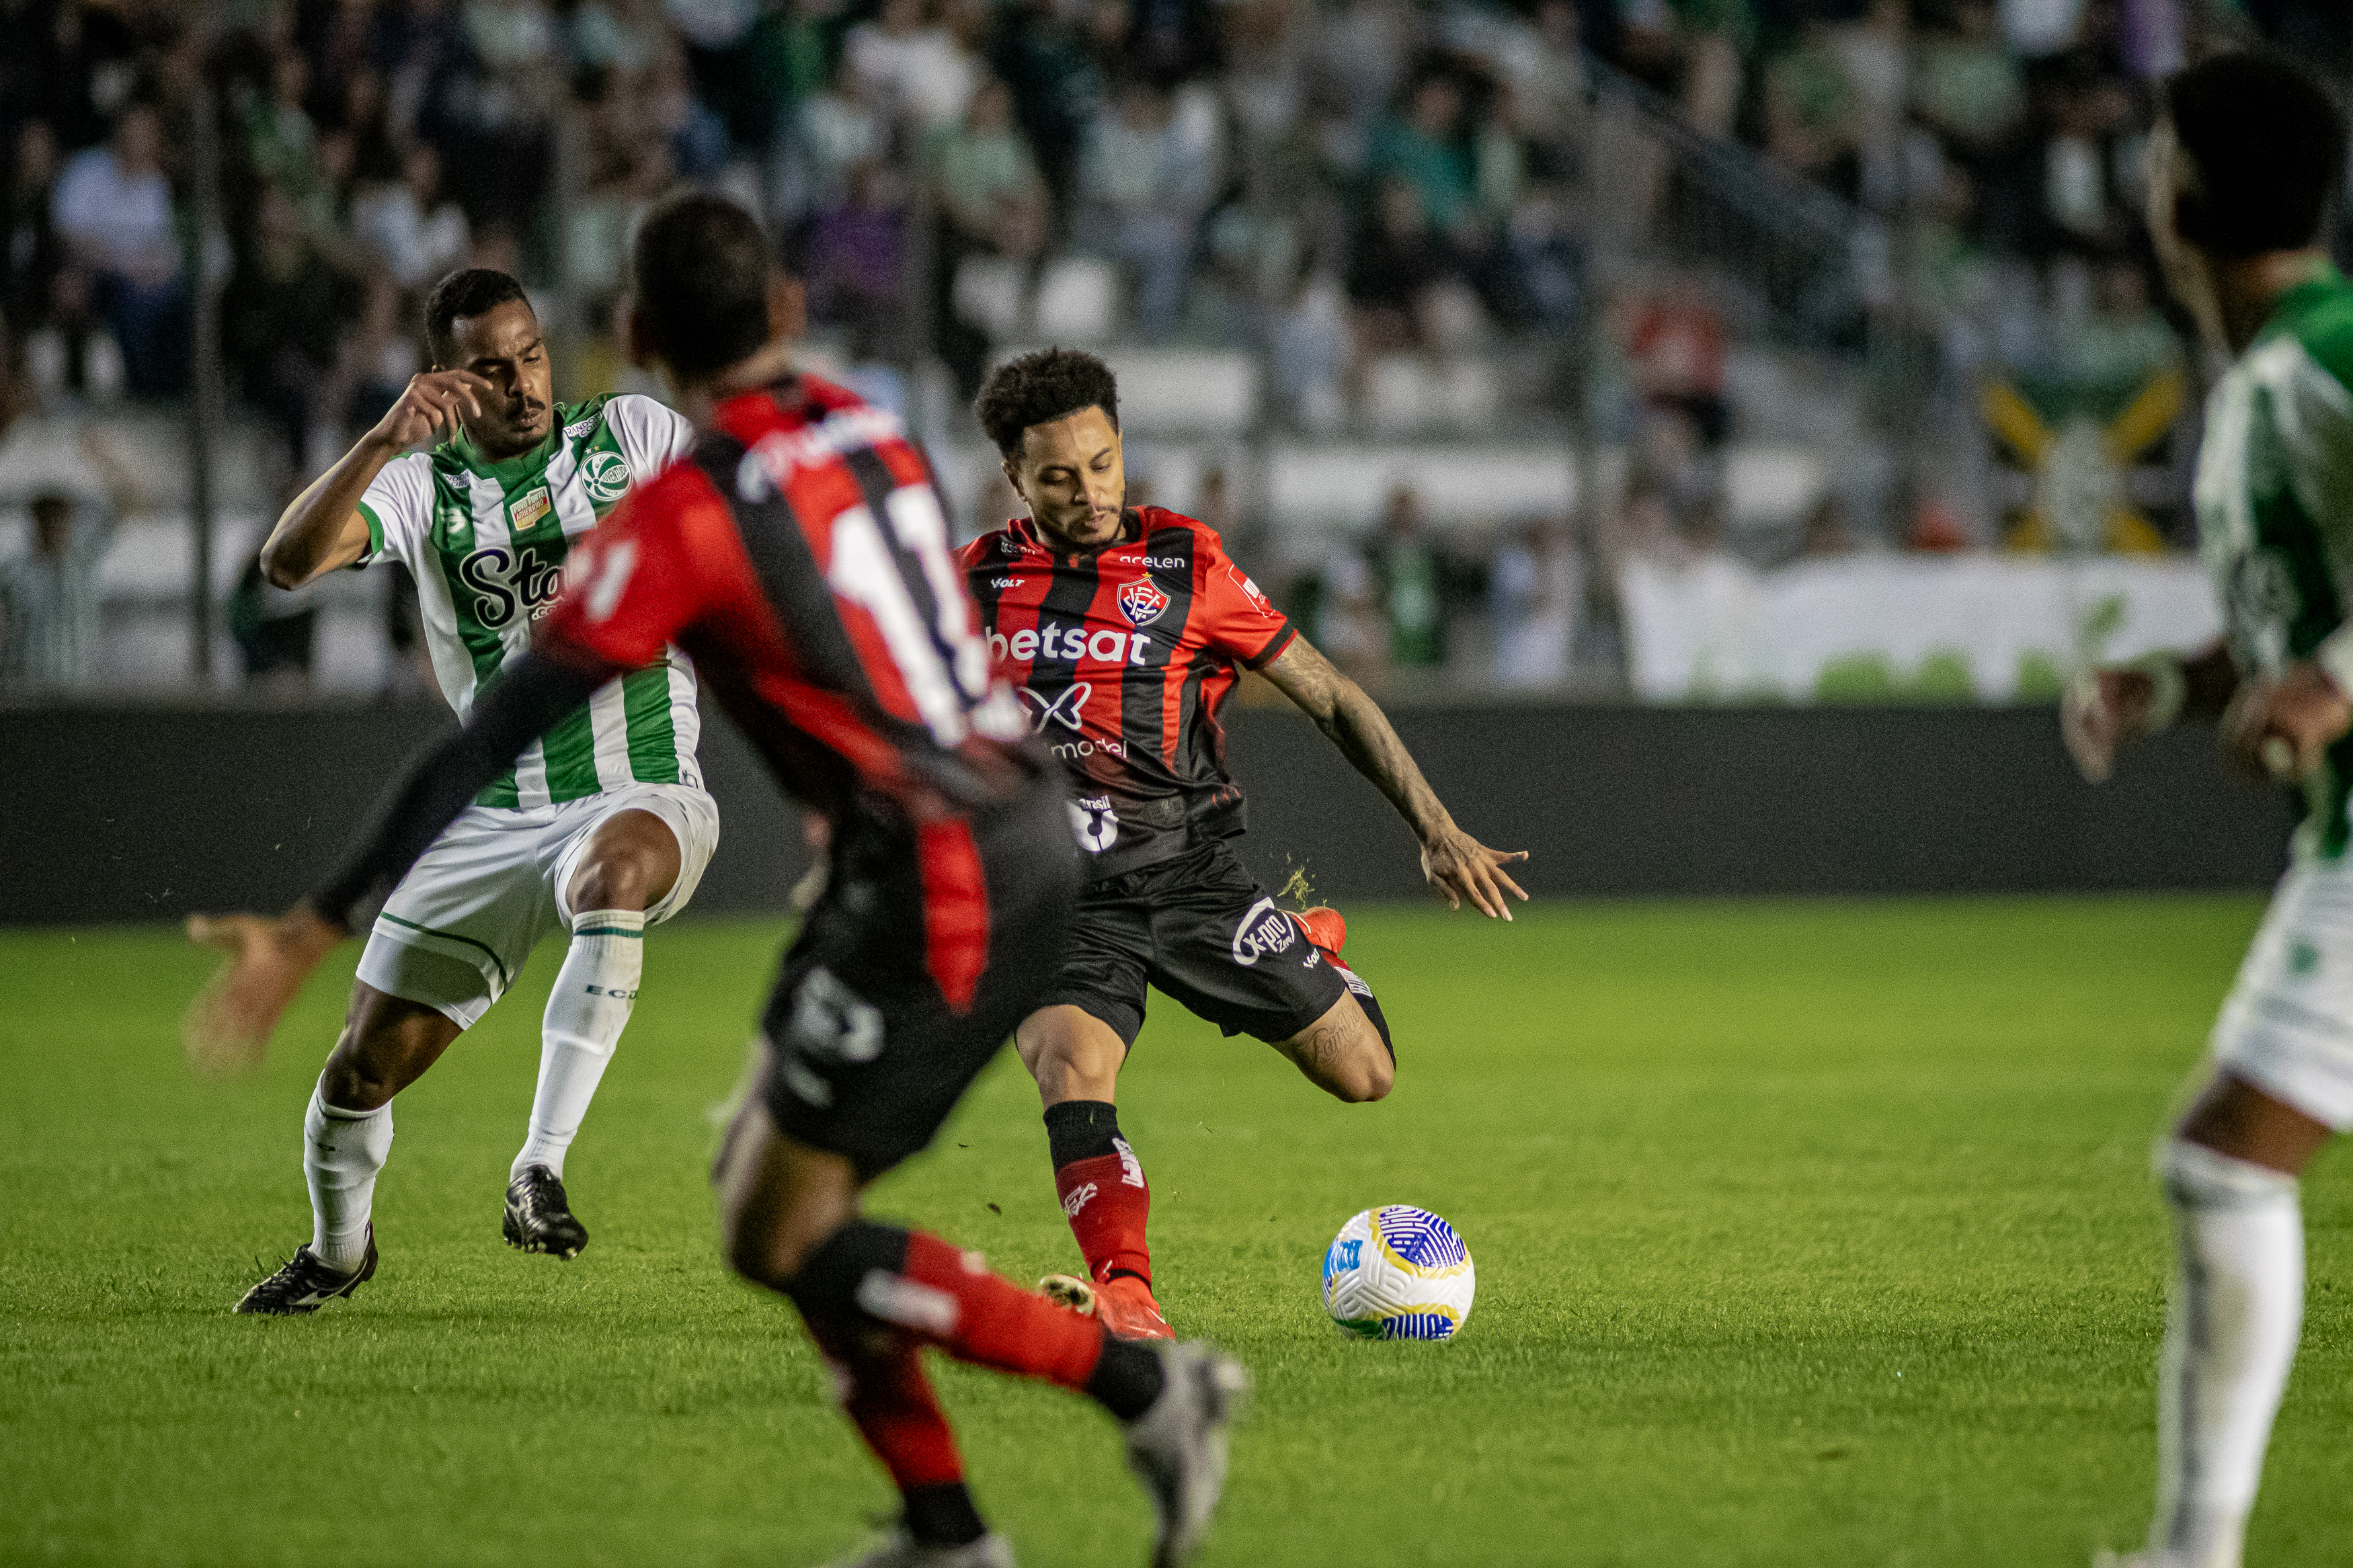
left=1041, top=837, right=1350, bottom=1047
left=759, top=776, right=1080, bottom=1180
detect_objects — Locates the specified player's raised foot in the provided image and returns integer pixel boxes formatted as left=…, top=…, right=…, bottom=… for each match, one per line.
left=1096, top=1273, right=1174, bottom=1340
left=1125, top=1340, right=1247, bottom=1568
left=503, top=1165, right=589, bottom=1258
left=822, top=1526, right=1016, bottom=1568
left=1289, top=905, right=1347, bottom=959
left=234, top=1225, right=377, bottom=1315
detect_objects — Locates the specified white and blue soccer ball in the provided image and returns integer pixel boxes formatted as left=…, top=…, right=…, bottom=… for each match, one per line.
left=1321, top=1205, right=1476, bottom=1341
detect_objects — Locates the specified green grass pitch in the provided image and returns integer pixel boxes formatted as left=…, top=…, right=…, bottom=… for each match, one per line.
left=7, top=897, right=2353, bottom=1567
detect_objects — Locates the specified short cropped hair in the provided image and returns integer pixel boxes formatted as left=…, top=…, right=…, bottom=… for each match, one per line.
left=630, top=190, right=774, bottom=378
left=424, top=268, right=530, bottom=365
left=975, top=347, right=1120, bottom=457
left=2165, top=52, right=2349, bottom=258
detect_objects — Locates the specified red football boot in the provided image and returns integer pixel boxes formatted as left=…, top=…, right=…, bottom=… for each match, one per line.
left=1037, top=1271, right=1175, bottom=1340
left=1289, top=905, right=1347, bottom=960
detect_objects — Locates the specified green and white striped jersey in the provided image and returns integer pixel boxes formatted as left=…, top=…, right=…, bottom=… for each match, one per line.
left=356, top=392, right=701, bottom=807
left=2196, top=267, right=2353, bottom=859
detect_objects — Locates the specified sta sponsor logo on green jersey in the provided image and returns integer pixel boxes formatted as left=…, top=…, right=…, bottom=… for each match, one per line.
left=457, top=540, right=567, bottom=630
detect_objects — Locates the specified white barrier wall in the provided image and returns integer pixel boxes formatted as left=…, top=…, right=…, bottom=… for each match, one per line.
left=1621, top=553, right=2223, bottom=702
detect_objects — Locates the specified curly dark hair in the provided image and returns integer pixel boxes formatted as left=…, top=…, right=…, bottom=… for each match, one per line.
left=975, top=347, right=1120, bottom=457
left=424, top=267, right=530, bottom=366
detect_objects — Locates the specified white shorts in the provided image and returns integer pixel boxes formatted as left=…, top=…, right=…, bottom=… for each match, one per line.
left=2212, top=854, right=2353, bottom=1130
left=356, top=782, right=721, bottom=1028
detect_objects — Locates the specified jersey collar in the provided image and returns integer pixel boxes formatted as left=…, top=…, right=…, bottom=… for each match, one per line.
left=1010, top=508, right=1143, bottom=558
left=440, top=401, right=580, bottom=489
left=2257, top=262, right=2347, bottom=346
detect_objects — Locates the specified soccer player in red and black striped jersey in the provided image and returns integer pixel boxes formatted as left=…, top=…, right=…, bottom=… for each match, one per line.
left=184, top=196, right=1240, bottom=1568
left=956, top=349, right=1528, bottom=1342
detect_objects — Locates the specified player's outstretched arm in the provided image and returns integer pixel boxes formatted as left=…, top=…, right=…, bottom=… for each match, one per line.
left=181, top=650, right=609, bottom=1075
left=1259, top=635, right=1529, bottom=919
left=2063, top=641, right=2237, bottom=783
left=257, top=369, right=493, bottom=588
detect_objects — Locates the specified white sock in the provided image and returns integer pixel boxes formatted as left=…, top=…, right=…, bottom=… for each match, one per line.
left=305, top=1084, right=393, bottom=1274
left=2150, top=1139, right=2305, bottom=1568
left=513, top=907, right=645, bottom=1181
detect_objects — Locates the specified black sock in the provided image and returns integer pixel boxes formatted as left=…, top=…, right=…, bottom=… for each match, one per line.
left=1085, top=1332, right=1166, bottom=1421
left=778, top=1220, right=910, bottom=1318
left=902, top=1481, right=988, bottom=1546
left=1043, top=1099, right=1123, bottom=1165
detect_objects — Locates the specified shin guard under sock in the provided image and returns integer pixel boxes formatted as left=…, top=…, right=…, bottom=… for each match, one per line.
left=800, top=1315, right=978, bottom=1542
left=304, top=1084, right=391, bottom=1273
left=2153, top=1139, right=2305, bottom=1568
left=1045, top=1100, right=1153, bottom=1284
left=516, top=907, right=644, bottom=1179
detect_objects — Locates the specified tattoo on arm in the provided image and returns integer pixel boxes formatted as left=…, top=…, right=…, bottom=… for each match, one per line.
left=1263, top=637, right=1448, bottom=840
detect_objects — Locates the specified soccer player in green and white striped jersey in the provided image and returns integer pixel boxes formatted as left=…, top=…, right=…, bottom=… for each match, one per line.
left=2065, top=54, right=2353, bottom=1568
left=199, top=269, right=719, bottom=1309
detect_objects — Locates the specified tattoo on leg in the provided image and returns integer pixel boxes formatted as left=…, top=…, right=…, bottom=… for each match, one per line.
left=1290, top=1020, right=1349, bottom=1083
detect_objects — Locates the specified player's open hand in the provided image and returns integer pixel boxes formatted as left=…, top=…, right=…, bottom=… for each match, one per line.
left=2063, top=667, right=2158, bottom=784
left=2223, top=659, right=2353, bottom=784
left=1419, top=825, right=1530, bottom=920
left=368, top=369, right=492, bottom=453
left=182, top=907, right=344, bottom=1078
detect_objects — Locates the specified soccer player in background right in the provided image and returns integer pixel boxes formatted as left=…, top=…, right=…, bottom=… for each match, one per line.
left=2065, top=51, right=2353, bottom=1568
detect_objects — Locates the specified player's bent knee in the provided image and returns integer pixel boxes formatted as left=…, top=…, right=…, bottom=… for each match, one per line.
left=570, top=811, right=683, bottom=912
left=1332, top=1045, right=1394, bottom=1104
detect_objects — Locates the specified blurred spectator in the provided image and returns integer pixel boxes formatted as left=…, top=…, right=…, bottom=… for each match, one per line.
left=225, top=185, right=364, bottom=479
left=1368, top=70, right=1476, bottom=237
left=1618, top=0, right=1747, bottom=139
left=990, top=0, right=1101, bottom=229
left=1912, top=0, right=2027, bottom=157
left=1763, top=17, right=1860, bottom=198
left=1272, top=264, right=1351, bottom=430
left=2032, top=59, right=2135, bottom=256
left=1079, top=79, right=1216, bottom=340
left=11, top=0, right=142, bottom=156
left=0, top=424, right=138, bottom=690
left=1126, top=0, right=1223, bottom=85
left=791, top=56, right=886, bottom=217
left=229, top=554, right=320, bottom=696
left=933, top=77, right=1047, bottom=393
left=353, top=142, right=471, bottom=292
left=51, top=104, right=187, bottom=397
left=1347, top=175, right=1457, bottom=354
left=1489, top=514, right=1579, bottom=688
left=846, top=0, right=976, bottom=131
left=1367, top=485, right=1456, bottom=671
left=1626, top=275, right=1730, bottom=447
left=805, top=160, right=908, bottom=361
left=3, top=121, right=63, bottom=341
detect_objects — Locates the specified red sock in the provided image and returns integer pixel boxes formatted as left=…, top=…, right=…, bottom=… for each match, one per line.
left=1056, top=1148, right=1153, bottom=1286
left=801, top=1317, right=965, bottom=1491
left=891, top=1231, right=1107, bottom=1389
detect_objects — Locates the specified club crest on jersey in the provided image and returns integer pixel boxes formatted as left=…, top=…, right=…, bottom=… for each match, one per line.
left=581, top=450, right=631, bottom=506
left=1070, top=794, right=1119, bottom=854
left=1230, top=897, right=1298, bottom=966
left=1118, top=578, right=1170, bottom=626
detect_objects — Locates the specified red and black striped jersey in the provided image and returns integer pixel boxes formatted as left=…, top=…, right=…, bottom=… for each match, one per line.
left=955, top=506, right=1295, bottom=878
left=541, top=371, right=1033, bottom=835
